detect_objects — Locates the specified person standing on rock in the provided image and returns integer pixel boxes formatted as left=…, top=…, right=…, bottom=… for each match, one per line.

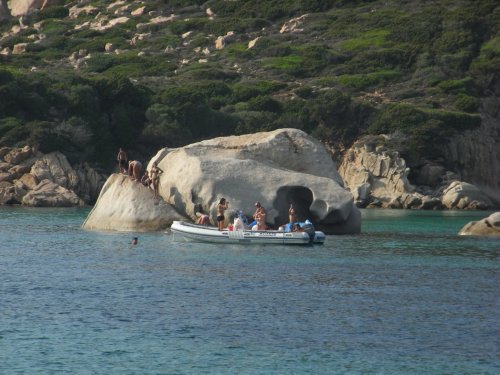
left=128, top=160, right=142, bottom=182
left=217, top=198, right=229, bottom=231
left=150, top=162, right=163, bottom=199
left=117, top=148, right=128, bottom=174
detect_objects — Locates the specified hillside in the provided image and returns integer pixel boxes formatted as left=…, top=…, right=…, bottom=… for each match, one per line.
left=0, top=0, right=499, bottom=173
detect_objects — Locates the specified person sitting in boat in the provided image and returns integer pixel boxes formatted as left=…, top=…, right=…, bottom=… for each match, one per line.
left=250, top=202, right=267, bottom=229
left=194, top=204, right=209, bottom=225
left=251, top=210, right=267, bottom=231
left=292, top=223, right=304, bottom=232
left=216, top=198, right=229, bottom=231
left=253, top=202, right=266, bottom=220
left=196, top=214, right=209, bottom=225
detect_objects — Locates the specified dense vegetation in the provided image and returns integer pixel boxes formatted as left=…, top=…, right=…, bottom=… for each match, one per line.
left=0, top=0, right=498, bottom=169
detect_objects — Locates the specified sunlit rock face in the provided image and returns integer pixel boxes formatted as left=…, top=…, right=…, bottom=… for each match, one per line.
left=82, top=173, right=186, bottom=232
left=149, top=128, right=360, bottom=234
left=459, top=212, right=500, bottom=236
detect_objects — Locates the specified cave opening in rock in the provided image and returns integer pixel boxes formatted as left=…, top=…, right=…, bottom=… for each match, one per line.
left=273, top=186, right=314, bottom=225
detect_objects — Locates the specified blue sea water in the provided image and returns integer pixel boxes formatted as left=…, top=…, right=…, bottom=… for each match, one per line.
left=0, top=207, right=498, bottom=374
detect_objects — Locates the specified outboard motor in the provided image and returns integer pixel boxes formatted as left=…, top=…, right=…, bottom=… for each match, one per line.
left=302, top=220, right=315, bottom=243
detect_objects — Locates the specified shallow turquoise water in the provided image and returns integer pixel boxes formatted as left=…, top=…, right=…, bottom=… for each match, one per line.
left=0, top=207, right=498, bottom=374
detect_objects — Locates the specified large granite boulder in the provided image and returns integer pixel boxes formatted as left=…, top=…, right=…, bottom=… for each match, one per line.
left=442, top=181, right=493, bottom=210
left=30, top=152, right=79, bottom=190
left=0, top=147, right=106, bottom=206
left=147, top=128, right=360, bottom=234
left=459, top=212, right=500, bottom=236
left=22, top=179, right=84, bottom=207
left=82, top=174, right=186, bottom=232
left=338, top=135, right=421, bottom=208
left=8, top=0, right=61, bottom=17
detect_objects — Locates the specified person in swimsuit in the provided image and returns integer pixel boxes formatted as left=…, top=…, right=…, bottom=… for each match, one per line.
left=253, top=202, right=267, bottom=230
left=141, top=171, right=151, bottom=187
left=150, top=162, right=163, bottom=199
left=117, top=148, right=128, bottom=174
left=128, top=160, right=142, bottom=182
left=289, top=204, right=296, bottom=223
left=216, top=197, right=229, bottom=231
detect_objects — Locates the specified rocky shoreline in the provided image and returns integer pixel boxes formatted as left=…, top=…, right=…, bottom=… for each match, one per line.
left=338, top=134, right=496, bottom=211
left=1, top=134, right=497, bottom=213
left=0, top=145, right=106, bottom=206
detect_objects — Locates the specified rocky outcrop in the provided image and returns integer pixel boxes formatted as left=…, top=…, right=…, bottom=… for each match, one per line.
left=442, top=181, right=493, bottom=210
left=215, top=31, right=235, bottom=50
left=459, top=212, right=500, bottom=236
left=83, top=129, right=360, bottom=234
left=280, top=14, right=308, bottom=34
left=338, top=134, right=495, bottom=210
left=147, top=128, right=360, bottom=234
left=8, top=0, right=61, bottom=17
left=22, top=179, right=83, bottom=207
left=69, top=4, right=97, bottom=19
left=0, top=146, right=106, bottom=206
left=82, top=174, right=186, bottom=232
left=339, top=135, right=425, bottom=208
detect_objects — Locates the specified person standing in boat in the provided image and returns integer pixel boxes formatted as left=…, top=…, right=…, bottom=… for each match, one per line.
left=216, top=198, right=229, bottom=231
left=289, top=204, right=296, bottom=223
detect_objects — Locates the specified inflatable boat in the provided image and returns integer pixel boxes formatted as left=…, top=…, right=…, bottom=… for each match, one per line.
left=171, top=221, right=326, bottom=245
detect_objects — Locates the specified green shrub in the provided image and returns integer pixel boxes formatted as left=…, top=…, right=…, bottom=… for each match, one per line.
left=338, top=70, right=401, bottom=89
left=453, top=94, right=480, bottom=113
left=178, top=63, right=239, bottom=81
left=479, top=36, right=500, bottom=59
left=369, top=103, right=481, bottom=136
left=263, top=55, right=304, bottom=75
left=436, top=78, right=474, bottom=94
left=233, top=110, right=278, bottom=134
left=224, top=42, right=253, bottom=60
left=204, top=17, right=270, bottom=35
left=294, top=86, right=314, bottom=99
left=469, top=57, right=500, bottom=93
left=259, top=43, right=292, bottom=58
left=340, top=29, right=391, bottom=52
left=231, top=80, right=286, bottom=102
left=35, top=6, right=69, bottom=21
left=369, top=103, right=429, bottom=134
left=389, top=9, right=443, bottom=46
left=247, top=95, right=282, bottom=113
left=40, top=20, right=69, bottom=36
left=432, top=31, right=476, bottom=54
left=84, top=54, right=115, bottom=73
left=0, top=117, right=21, bottom=139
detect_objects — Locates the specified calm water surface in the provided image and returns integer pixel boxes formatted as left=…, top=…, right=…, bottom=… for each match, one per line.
left=0, top=207, right=498, bottom=374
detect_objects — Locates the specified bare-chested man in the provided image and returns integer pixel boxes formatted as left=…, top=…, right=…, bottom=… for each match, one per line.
left=128, top=160, right=142, bottom=182
left=117, top=148, right=128, bottom=174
